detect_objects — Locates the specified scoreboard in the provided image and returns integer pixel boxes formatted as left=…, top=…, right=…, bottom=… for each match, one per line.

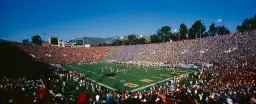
left=76, top=39, right=84, bottom=46
left=49, top=37, right=59, bottom=46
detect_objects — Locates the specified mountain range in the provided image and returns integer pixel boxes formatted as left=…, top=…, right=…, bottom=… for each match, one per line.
left=69, top=36, right=121, bottom=46
left=69, top=35, right=150, bottom=46
left=0, top=39, right=20, bottom=44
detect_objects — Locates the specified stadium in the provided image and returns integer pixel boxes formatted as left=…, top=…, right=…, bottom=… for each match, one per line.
left=1, top=28, right=256, bottom=103
left=1, top=1, right=256, bottom=103
left=63, top=62, right=194, bottom=92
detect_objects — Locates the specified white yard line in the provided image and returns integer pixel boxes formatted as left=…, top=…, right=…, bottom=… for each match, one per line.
left=66, top=65, right=195, bottom=92
left=66, top=65, right=116, bottom=91
left=151, top=76, right=164, bottom=79
left=92, top=72, right=98, bottom=74
left=131, top=71, right=195, bottom=92
left=108, top=77, right=116, bottom=79
left=130, top=76, right=174, bottom=92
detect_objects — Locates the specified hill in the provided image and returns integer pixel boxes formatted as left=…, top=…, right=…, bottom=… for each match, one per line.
left=69, top=36, right=120, bottom=46
left=0, top=39, right=20, bottom=44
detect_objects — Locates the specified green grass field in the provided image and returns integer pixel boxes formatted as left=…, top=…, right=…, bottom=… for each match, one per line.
left=63, top=63, right=194, bottom=92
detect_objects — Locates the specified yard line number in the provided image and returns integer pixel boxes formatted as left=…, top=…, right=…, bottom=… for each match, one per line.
left=123, top=82, right=139, bottom=88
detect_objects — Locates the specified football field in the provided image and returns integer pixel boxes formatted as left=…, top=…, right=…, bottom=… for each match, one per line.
left=63, top=63, right=194, bottom=92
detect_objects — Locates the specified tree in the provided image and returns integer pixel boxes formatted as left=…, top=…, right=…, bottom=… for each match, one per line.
left=136, top=38, right=146, bottom=44
left=150, top=34, right=161, bottom=43
left=202, top=32, right=209, bottom=38
left=190, top=20, right=206, bottom=39
left=237, top=14, right=256, bottom=32
left=170, top=33, right=179, bottom=41
left=123, top=40, right=129, bottom=45
left=22, top=39, right=29, bottom=44
left=112, top=39, right=123, bottom=46
left=179, top=23, right=188, bottom=40
left=188, top=28, right=194, bottom=39
left=216, top=26, right=230, bottom=35
left=128, top=34, right=136, bottom=45
left=157, top=26, right=171, bottom=42
left=32, top=35, right=42, bottom=45
left=252, top=15, right=256, bottom=30
left=236, top=25, right=246, bottom=32
left=208, top=23, right=217, bottom=36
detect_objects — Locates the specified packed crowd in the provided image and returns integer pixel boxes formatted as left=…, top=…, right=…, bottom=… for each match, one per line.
left=18, top=45, right=112, bottom=64
left=0, top=77, right=46, bottom=103
left=18, top=31, right=256, bottom=70
left=110, top=31, right=256, bottom=67
left=3, top=30, right=254, bottom=103
left=1, top=66, right=256, bottom=104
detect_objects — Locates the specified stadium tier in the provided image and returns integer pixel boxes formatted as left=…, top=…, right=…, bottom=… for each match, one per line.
left=16, top=30, right=256, bottom=91
left=1, top=30, right=256, bottom=103
left=18, top=30, right=256, bottom=70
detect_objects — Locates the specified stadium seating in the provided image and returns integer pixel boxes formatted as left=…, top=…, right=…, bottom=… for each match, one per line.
left=5, top=30, right=255, bottom=104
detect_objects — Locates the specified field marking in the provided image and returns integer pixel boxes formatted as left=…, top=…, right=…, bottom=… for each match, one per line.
left=108, top=77, right=116, bottom=79
left=120, top=80, right=126, bottom=82
left=92, top=72, right=98, bottom=74
left=65, top=65, right=117, bottom=91
left=130, top=71, right=195, bottom=92
left=154, top=69, right=161, bottom=70
left=151, top=76, right=164, bottom=79
left=66, top=64, right=195, bottom=92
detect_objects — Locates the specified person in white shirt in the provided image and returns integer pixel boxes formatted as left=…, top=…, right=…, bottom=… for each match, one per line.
left=171, top=79, right=174, bottom=85
left=62, top=87, right=65, bottom=92
left=76, top=86, right=79, bottom=90
left=82, top=80, right=85, bottom=87
left=79, top=82, right=82, bottom=87
left=91, top=83, right=95, bottom=92
left=96, top=95, right=100, bottom=102
left=22, top=87, right=25, bottom=91
left=86, top=82, right=89, bottom=90
left=63, top=81, right=66, bottom=87
left=226, top=97, right=233, bottom=104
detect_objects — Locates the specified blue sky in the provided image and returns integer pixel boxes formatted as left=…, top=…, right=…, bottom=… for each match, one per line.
left=0, top=0, right=255, bottom=42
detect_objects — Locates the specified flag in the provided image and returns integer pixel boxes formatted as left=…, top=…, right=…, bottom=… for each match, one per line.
left=78, top=92, right=88, bottom=104
left=39, top=88, right=48, bottom=99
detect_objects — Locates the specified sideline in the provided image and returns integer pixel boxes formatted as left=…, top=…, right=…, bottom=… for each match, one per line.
left=131, top=71, right=194, bottom=92
left=66, top=65, right=117, bottom=91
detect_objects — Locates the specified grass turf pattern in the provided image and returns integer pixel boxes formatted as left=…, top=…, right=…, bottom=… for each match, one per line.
left=63, top=63, right=194, bottom=92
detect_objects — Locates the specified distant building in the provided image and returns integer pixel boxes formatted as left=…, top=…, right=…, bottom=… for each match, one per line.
left=59, top=41, right=68, bottom=47
left=84, top=44, right=90, bottom=47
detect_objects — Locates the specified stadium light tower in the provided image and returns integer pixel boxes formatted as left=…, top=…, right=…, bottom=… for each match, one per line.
left=162, top=33, right=165, bottom=43
left=228, top=25, right=231, bottom=33
left=173, top=29, right=179, bottom=41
